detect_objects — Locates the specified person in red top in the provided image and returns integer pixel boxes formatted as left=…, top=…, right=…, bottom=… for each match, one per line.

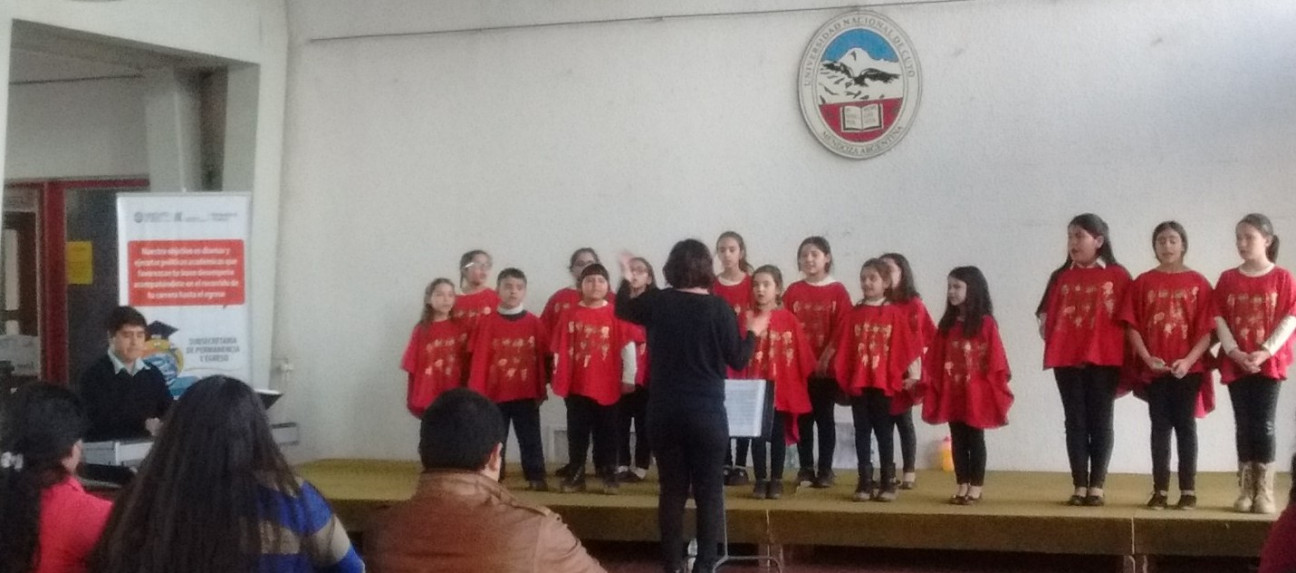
left=784, top=236, right=854, bottom=489
left=541, top=248, right=601, bottom=338
left=714, top=231, right=755, bottom=486
left=1214, top=213, right=1296, bottom=514
left=1036, top=213, right=1131, bottom=507
left=881, top=252, right=936, bottom=490
left=1, top=383, right=112, bottom=573
left=617, top=257, right=657, bottom=483
left=834, top=258, right=922, bottom=503
left=1117, top=221, right=1216, bottom=511
left=469, top=268, right=551, bottom=491
left=551, top=263, right=635, bottom=495
left=401, top=278, right=469, bottom=418
left=1260, top=454, right=1296, bottom=573
left=452, top=249, right=502, bottom=340
left=743, top=265, right=814, bottom=500
left=923, top=266, right=1013, bottom=506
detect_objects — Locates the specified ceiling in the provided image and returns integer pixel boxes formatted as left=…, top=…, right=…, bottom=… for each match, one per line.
left=8, top=21, right=223, bottom=84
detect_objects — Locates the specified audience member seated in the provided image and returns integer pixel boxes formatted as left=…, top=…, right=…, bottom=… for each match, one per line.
left=0, top=382, right=111, bottom=573
left=368, top=388, right=604, bottom=572
left=89, top=376, right=363, bottom=573
left=1260, top=453, right=1296, bottom=573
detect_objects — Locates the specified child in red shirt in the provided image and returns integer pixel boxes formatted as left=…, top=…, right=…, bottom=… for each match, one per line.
left=401, top=279, right=468, bottom=418
left=744, top=265, right=814, bottom=500
left=1214, top=213, right=1296, bottom=514
left=541, top=248, right=600, bottom=338
left=923, top=266, right=1012, bottom=505
left=452, top=250, right=501, bottom=340
left=617, top=257, right=657, bottom=483
left=784, top=236, right=853, bottom=489
left=881, top=252, right=936, bottom=490
left=1037, top=213, right=1131, bottom=507
left=834, top=258, right=921, bottom=502
left=1117, top=221, right=1215, bottom=510
left=469, top=268, right=550, bottom=491
left=552, top=263, right=634, bottom=494
left=714, top=231, right=754, bottom=486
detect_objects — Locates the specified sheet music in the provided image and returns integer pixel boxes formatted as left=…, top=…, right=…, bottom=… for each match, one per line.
left=725, top=379, right=772, bottom=439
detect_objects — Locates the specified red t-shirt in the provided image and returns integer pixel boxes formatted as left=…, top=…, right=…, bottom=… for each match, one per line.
left=1117, top=269, right=1216, bottom=383
left=784, top=279, right=853, bottom=361
left=891, top=297, right=937, bottom=411
left=1041, top=264, right=1132, bottom=368
left=713, top=275, right=753, bottom=315
left=452, top=288, right=501, bottom=339
left=922, top=317, right=1014, bottom=429
left=1215, top=266, right=1296, bottom=384
left=400, top=320, right=468, bottom=417
left=468, top=312, right=549, bottom=403
left=550, top=303, right=627, bottom=406
left=832, top=303, right=921, bottom=399
left=36, top=477, right=112, bottom=573
left=743, top=308, right=814, bottom=417
left=541, top=287, right=583, bottom=338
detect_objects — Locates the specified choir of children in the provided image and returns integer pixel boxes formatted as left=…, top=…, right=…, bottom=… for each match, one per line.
left=400, top=213, right=1296, bottom=512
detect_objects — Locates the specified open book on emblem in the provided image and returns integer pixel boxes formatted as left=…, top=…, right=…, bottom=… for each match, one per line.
left=841, top=103, right=882, bottom=132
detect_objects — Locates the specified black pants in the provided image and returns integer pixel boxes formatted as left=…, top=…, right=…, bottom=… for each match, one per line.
left=949, top=422, right=987, bottom=486
left=893, top=408, right=916, bottom=473
left=724, top=438, right=750, bottom=467
left=618, top=386, right=652, bottom=470
left=649, top=403, right=728, bottom=571
left=798, top=376, right=838, bottom=474
left=1229, top=374, right=1280, bottom=463
left=850, top=389, right=894, bottom=485
left=499, top=399, right=546, bottom=481
left=752, top=412, right=790, bottom=481
left=1147, top=374, right=1200, bottom=491
left=1055, top=366, right=1119, bottom=489
left=566, top=395, right=619, bottom=474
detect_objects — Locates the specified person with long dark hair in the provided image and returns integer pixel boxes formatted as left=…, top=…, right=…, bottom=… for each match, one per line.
left=90, top=376, right=362, bottom=573
left=616, top=239, right=767, bottom=573
left=0, top=382, right=110, bottom=573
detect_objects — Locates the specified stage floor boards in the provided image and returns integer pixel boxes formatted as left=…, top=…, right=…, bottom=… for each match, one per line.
left=297, top=459, right=1287, bottom=559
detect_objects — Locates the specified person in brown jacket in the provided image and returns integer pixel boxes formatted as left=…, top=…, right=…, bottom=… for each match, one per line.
left=368, top=388, right=605, bottom=573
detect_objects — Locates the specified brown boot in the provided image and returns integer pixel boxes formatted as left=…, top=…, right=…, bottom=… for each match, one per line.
left=1233, top=462, right=1255, bottom=513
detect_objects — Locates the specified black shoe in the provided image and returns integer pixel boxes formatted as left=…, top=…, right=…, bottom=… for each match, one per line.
left=722, top=467, right=737, bottom=486
left=559, top=474, right=586, bottom=493
left=1083, top=494, right=1105, bottom=507
left=527, top=479, right=550, bottom=492
left=555, top=463, right=577, bottom=480
left=602, top=474, right=619, bottom=495
left=874, top=483, right=898, bottom=502
left=812, top=470, right=836, bottom=489
left=1175, top=494, right=1198, bottom=510
left=796, top=468, right=816, bottom=488
left=731, top=468, right=751, bottom=486
left=964, top=494, right=982, bottom=505
left=950, top=494, right=968, bottom=505
left=622, top=468, right=647, bottom=483
left=768, top=481, right=784, bottom=500
left=752, top=480, right=769, bottom=499
left=1067, top=494, right=1085, bottom=506
left=852, top=482, right=873, bottom=502
left=1146, top=492, right=1168, bottom=510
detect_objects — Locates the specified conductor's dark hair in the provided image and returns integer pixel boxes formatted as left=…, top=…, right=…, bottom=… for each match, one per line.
left=419, top=388, right=506, bottom=471
left=663, top=239, right=716, bottom=289
left=105, top=306, right=146, bottom=335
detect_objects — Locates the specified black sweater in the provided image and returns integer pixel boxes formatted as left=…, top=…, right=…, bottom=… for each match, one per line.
left=77, top=355, right=173, bottom=441
left=615, top=281, right=755, bottom=410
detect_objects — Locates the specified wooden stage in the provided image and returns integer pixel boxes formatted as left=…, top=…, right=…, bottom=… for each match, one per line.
left=298, top=459, right=1285, bottom=565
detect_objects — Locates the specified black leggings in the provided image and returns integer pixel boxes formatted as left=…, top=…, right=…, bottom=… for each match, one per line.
left=725, top=439, right=750, bottom=468
left=752, top=413, right=790, bottom=481
left=949, top=422, right=986, bottom=487
left=566, top=395, right=619, bottom=474
left=850, top=389, right=895, bottom=485
left=1147, top=374, right=1200, bottom=491
left=499, top=399, right=546, bottom=481
left=1229, top=374, right=1280, bottom=464
left=649, top=404, right=728, bottom=571
left=893, top=408, right=916, bottom=474
left=618, top=386, right=651, bottom=470
left=1054, top=366, right=1119, bottom=489
left=798, top=376, right=838, bottom=474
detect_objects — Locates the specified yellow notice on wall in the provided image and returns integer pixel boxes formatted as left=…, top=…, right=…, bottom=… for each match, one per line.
left=67, top=241, right=93, bottom=285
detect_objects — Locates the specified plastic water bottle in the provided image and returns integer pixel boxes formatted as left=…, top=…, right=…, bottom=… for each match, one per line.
left=940, top=436, right=954, bottom=472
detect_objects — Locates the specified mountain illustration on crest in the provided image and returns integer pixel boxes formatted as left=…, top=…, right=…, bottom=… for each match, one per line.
left=817, top=47, right=903, bottom=104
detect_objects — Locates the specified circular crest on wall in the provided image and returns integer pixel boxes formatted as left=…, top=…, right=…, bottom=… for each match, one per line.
left=798, top=11, right=921, bottom=159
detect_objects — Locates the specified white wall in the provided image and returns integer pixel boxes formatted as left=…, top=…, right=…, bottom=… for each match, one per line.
left=278, top=0, right=1296, bottom=473
left=5, top=77, right=148, bottom=180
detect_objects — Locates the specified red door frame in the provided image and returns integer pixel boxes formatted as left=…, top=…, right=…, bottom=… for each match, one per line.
left=6, top=178, right=149, bottom=383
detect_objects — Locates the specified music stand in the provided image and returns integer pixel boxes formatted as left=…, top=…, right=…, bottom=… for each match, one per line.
left=706, top=379, right=782, bottom=573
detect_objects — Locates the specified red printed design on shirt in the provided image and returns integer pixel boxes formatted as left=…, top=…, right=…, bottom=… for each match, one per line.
left=400, top=320, right=468, bottom=417
left=922, top=317, right=1013, bottom=429
left=541, top=288, right=583, bottom=339
left=1215, top=267, right=1296, bottom=384
left=551, top=304, right=626, bottom=406
left=784, top=280, right=853, bottom=360
left=832, top=304, right=920, bottom=399
left=1117, top=270, right=1216, bottom=384
left=713, top=275, right=753, bottom=316
left=1042, top=265, right=1131, bottom=368
left=469, top=313, right=548, bottom=403
left=452, top=288, right=501, bottom=339
left=744, top=309, right=814, bottom=417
